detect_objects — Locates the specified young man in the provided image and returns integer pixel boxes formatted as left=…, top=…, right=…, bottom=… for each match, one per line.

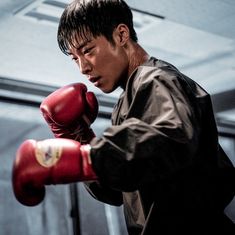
left=13, top=0, right=235, bottom=234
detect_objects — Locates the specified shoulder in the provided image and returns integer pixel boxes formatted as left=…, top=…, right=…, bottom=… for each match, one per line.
left=130, top=57, right=209, bottom=99
left=127, top=57, right=182, bottom=94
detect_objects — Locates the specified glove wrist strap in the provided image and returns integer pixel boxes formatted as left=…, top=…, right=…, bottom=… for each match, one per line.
left=80, top=144, right=98, bottom=181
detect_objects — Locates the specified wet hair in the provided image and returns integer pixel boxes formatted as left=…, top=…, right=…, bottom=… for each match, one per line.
left=57, top=0, right=138, bottom=55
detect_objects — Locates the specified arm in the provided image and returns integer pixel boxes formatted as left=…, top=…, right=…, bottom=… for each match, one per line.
left=40, top=82, right=123, bottom=205
left=89, top=70, right=200, bottom=192
left=84, top=182, right=123, bottom=206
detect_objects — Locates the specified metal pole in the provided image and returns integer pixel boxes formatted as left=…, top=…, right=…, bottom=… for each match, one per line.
left=69, top=183, right=81, bottom=235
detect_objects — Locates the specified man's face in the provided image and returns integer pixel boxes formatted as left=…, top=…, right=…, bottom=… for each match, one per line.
left=68, top=34, right=129, bottom=93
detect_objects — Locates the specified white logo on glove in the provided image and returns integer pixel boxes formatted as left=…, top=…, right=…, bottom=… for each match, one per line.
left=35, top=140, right=62, bottom=167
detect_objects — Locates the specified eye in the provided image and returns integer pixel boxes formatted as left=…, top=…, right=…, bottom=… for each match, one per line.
left=83, top=47, right=93, bottom=55
left=71, top=56, right=78, bottom=61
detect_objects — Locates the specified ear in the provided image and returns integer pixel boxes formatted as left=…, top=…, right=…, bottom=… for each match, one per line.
left=113, top=24, right=130, bottom=46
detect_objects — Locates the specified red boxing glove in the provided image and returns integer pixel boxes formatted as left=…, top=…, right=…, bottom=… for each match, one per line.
left=12, top=138, right=96, bottom=206
left=40, top=83, right=98, bottom=144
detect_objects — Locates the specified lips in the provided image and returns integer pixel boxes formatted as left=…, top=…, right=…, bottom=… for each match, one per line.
left=88, top=76, right=101, bottom=85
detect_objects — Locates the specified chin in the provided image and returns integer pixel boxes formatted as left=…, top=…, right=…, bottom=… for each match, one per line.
left=100, top=89, right=113, bottom=94
left=99, top=85, right=117, bottom=94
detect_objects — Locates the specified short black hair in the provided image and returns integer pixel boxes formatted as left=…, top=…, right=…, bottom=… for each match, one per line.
left=57, top=0, right=138, bottom=55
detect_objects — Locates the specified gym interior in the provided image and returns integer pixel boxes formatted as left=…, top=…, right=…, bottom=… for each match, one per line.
left=0, top=0, right=234, bottom=234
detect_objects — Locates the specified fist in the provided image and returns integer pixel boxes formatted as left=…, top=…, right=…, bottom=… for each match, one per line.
left=12, top=138, right=97, bottom=206
left=40, top=83, right=98, bottom=143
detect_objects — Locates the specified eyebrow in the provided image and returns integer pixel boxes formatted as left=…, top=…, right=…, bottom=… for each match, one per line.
left=67, top=39, right=92, bottom=55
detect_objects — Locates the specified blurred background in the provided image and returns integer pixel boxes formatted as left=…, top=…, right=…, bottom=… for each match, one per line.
left=0, top=0, right=234, bottom=234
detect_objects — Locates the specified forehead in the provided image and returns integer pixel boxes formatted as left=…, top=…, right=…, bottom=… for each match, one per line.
left=66, top=33, right=108, bottom=55
left=66, top=34, right=93, bottom=54
left=65, top=27, right=92, bottom=47
left=73, top=31, right=93, bottom=45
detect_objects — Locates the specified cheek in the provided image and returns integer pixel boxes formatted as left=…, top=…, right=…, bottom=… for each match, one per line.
left=96, top=54, right=117, bottom=72
left=94, top=51, right=114, bottom=69
left=96, top=45, right=127, bottom=77
left=106, top=61, right=122, bottom=77
left=109, top=48, right=126, bottom=65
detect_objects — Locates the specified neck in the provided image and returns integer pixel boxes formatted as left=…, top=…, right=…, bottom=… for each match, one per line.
left=120, top=42, right=149, bottom=89
left=128, top=43, right=149, bottom=75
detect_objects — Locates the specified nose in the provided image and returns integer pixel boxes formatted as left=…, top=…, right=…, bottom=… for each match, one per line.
left=78, top=57, right=92, bottom=75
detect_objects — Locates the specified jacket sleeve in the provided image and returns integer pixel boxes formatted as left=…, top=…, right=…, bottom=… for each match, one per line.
left=90, top=70, right=202, bottom=192
left=83, top=182, right=123, bottom=206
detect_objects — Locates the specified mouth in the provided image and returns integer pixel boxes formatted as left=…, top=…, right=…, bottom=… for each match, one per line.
left=88, top=76, right=101, bottom=86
